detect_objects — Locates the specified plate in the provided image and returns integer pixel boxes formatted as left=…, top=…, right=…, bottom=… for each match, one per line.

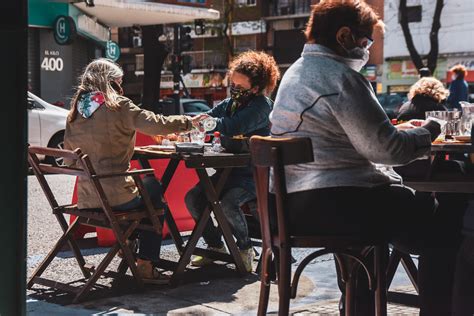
left=142, top=145, right=175, bottom=152
left=453, top=135, right=471, bottom=142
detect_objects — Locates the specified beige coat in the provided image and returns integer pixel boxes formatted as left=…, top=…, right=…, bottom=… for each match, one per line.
left=64, top=96, right=191, bottom=209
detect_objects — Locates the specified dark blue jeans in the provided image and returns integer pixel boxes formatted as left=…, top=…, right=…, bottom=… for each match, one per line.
left=113, top=176, right=166, bottom=263
left=185, top=182, right=256, bottom=250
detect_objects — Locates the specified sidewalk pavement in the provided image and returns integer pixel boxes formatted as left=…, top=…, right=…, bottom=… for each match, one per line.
left=27, top=175, right=420, bottom=315
left=27, top=241, right=419, bottom=315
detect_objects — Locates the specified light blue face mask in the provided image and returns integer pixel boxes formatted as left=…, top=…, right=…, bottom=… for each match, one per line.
left=338, top=34, right=371, bottom=71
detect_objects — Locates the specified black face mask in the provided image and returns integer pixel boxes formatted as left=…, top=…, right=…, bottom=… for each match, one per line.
left=230, top=84, right=255, bottom=105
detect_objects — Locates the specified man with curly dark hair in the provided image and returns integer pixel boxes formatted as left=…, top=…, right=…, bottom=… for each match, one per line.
left=185, top=51, right=280, bottom=272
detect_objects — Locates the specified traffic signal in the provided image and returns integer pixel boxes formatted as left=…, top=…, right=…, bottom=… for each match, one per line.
left=194, top=19, right=205, bottom=36
left=179, top=26, right=193, bottom=53
left=182, top=55, right=193, bottom=75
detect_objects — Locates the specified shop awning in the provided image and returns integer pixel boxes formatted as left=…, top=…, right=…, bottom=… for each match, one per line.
left=74, top=0, right=220, bottom=27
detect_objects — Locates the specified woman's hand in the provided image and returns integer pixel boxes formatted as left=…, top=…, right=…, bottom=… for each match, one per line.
left=395, top=119, right=424, bottom=130
left=189, top=114, right=210, bottom=130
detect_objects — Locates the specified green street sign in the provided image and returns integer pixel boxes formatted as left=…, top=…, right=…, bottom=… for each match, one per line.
left=53, top=15, right=76, bottom=45
left=106, top=41, right=120, bottom=62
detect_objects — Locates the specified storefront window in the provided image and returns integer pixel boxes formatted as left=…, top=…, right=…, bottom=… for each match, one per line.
left=233, top=35, right=257, bottom=54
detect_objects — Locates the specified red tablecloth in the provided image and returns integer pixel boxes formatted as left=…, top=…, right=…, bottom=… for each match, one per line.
left=70, top=133, right=198, bottom=247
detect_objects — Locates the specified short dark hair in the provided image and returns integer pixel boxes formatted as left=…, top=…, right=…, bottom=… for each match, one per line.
left=304, top=0, right=383, bottom=46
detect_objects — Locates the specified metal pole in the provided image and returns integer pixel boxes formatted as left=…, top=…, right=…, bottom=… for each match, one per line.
left=0, top=0, right=27, bottom=314
left=172, top=25, right=181, bottom=115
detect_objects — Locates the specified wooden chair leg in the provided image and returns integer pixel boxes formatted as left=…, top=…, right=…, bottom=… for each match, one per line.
left=258, top=248, right=272, bottom=316
left=375, top=245, right=388, bottom=316
left=400, top=253, right=419, bottom=293
left=386, top=248, right=402, bottom=290
left=345, top=275, right=355, bottom=316
left=73, top=222, right=141, bottom=303
left=27, top=218, right=81, bottom=289
left=73, top=244, right=121, bottom=303
left=277, top=246, right=291, bottom=316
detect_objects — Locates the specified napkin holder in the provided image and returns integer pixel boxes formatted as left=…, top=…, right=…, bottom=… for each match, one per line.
left=175, top=143, right=204, bottom=154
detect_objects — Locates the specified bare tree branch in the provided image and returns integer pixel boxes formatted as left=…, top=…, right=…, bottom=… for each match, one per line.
left=399, top=0, right=425, bottom=70
left=222, top=0, right=234, bottom=59
left=426, top=0, right=444, bottom=74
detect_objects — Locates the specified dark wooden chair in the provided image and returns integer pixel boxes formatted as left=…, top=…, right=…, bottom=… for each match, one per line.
left=27, top=146, right=164, bottom=303
left=249, top=136, right=388, bottom=316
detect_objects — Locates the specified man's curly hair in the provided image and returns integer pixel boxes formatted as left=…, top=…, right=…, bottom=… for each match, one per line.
left=408, top=77, right=449, bottom=103
left=228, top=51, right=281, bottom=95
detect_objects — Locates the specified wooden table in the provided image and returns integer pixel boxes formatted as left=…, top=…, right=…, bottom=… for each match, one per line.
left=133, top=147, right=251, bottom=285
left=405, top=142, right=474, bottom=193
left=388, top=142, right=473, bottom=306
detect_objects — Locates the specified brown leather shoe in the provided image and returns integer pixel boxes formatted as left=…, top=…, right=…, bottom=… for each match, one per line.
left=136, top=259, right=170, bottom=285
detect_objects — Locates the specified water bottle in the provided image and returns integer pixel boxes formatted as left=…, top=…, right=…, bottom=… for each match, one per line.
left=202, top=117, right=217, bottom=132
left=212, top=131, right=223, bottom=152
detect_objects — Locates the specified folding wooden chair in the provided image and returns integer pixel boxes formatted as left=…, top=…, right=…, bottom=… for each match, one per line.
left=27, top=146, right=164, bottom=303
left=250, top=136, right=388, bottom=316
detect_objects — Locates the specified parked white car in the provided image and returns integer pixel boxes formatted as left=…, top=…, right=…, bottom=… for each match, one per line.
left=28, top=91, right=69, bottom=166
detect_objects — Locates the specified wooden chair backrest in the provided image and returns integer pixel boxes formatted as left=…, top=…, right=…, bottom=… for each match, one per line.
left=28, top=146, right=117, bottom=216
left=28, top=146, right=89, bottom=212
left=249, top=136, right=314, bottom=247
left=28, top=146, right=162, bottom=234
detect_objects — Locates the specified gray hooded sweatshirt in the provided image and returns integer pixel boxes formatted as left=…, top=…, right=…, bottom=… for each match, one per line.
left=270, top=44, right=431, bottom=194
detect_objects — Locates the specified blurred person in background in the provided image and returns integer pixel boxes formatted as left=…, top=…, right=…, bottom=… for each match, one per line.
left=397, top=77, right=449, bottom=121
left=448, top=64, right=469, bottom=110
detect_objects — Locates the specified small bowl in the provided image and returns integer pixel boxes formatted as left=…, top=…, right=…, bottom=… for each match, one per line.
left=221, top=136, right=250, bottom=153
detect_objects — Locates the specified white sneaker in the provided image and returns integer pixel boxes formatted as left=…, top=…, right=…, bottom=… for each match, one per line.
left=191, top=245, right=227, bottom=267
left=239, top=248, right=255, bottom=273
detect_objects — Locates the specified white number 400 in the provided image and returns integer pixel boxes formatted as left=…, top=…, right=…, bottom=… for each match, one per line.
left=41, top=57, right=64, bottom=72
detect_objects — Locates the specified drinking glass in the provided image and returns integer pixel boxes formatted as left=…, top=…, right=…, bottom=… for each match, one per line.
left=190, top=129, right=205, bottom=144
left=460, top=102, right=474, bottom=135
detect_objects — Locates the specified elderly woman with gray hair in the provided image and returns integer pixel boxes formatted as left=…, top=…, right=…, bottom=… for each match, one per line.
left=270, top=1, right=464, bottom=315
left=397, top=77, right=449, bottom=121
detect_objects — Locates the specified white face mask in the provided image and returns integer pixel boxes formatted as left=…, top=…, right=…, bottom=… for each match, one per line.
left=342, top=47, right=370, bottom=71
left=451, top=74, right=458, bottom=81
left=338, top=35, right=370, bottom=72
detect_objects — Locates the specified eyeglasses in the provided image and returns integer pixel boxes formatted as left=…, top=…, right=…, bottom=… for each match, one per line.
left=350, top=28, right=374, bottom=49
left=360, top=36, right=374, bottom=49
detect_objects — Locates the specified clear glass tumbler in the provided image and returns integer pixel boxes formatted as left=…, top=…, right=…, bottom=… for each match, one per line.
left=190, top=129, right=205, bottom=144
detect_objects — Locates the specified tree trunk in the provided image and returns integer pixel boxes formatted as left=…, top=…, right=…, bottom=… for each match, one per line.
left=222, top=0, right=234, bottom=59
left=142, top=25, right=168, bottom=112
left=426, top=0, right=444, bottom=74
left=399, top=0, right=424, bottom=70
left=399, top=0, right=444, bottom=75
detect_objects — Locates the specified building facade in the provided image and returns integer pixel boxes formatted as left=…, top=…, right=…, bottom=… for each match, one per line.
left=29, top=0, right=218, bottom=108
left=118, top=0, right=385, bottom=106
left=383, top=0, right=474, bottom=98
left=28, top=0, right=108, bottom=107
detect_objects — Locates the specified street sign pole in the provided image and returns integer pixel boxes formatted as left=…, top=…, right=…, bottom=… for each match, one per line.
left=0, top=0, right=28, bottom=314
left=171, top=25, right=181, bottom=115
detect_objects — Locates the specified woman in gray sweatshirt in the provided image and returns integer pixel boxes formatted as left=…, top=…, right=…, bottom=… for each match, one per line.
left=270, top=1, right=460, bottom=315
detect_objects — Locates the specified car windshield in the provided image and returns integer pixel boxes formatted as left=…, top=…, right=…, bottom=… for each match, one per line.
left=183, top=101, right=211, bottom=113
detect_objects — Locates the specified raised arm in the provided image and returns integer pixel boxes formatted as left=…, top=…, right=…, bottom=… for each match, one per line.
left=333, top=75, right=433, bottom=165
left=121, top=99, right=192, bottom=135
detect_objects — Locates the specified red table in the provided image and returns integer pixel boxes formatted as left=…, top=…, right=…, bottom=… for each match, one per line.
left=70, top=132, right=199, bottom=246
